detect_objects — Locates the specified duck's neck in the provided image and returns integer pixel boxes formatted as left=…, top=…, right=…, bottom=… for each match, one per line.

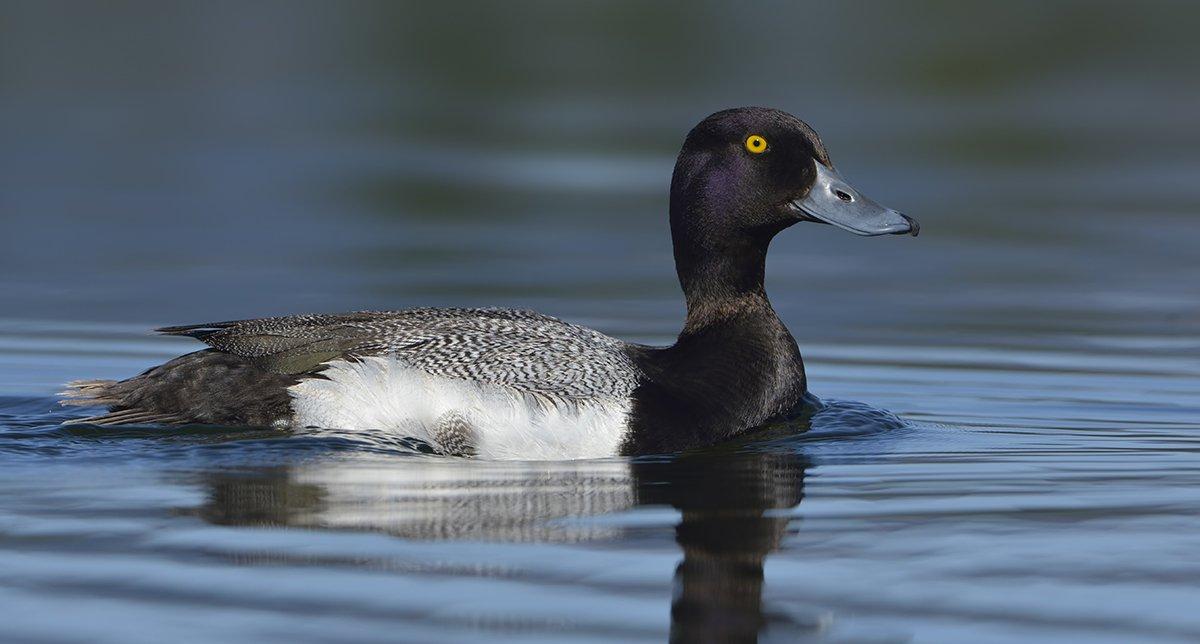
left=622, top=271, right=808, bottom=452
left=670, top=234, right=801, bottom=382
left=674, top=233, right=772, bottom=333
left=619, top=209, right=808, bottom=454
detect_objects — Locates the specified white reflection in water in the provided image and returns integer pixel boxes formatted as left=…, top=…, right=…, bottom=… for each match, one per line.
left=191, top=451, right=811, bottom=642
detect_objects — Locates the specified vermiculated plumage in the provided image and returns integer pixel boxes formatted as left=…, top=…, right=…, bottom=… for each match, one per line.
left=159, top=307, right=641, bottom=402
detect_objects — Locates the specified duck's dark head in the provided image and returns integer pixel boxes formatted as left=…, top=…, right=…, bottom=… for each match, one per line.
left=669, top=107, right=917, bottom=305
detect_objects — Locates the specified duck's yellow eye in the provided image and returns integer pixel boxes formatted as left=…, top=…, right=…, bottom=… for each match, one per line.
left=745, top=134, right=768, bottom=154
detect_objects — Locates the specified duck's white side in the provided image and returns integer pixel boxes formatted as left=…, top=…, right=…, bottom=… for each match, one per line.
left=289, top=357, right=632, bottom=460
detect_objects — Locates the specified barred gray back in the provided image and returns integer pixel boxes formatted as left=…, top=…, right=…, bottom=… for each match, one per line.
left=160, top=308, right=642, bottom=403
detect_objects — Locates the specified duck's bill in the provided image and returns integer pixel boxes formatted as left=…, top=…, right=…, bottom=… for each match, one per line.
left=789, top=162, right=919, bottom=237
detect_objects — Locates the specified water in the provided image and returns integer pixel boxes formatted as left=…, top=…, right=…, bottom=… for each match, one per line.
left=2, top=2, right=1199, bottom=642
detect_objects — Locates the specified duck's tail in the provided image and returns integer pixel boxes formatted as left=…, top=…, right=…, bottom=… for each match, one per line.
left=59, top=379, right=121, bottom=408
left=58, top=377, right=185, bottom=425
left=57, top=349, right=299, bottom=427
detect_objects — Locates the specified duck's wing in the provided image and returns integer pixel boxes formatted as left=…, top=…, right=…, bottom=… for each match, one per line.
left=157, top=308, right=640, bottom=401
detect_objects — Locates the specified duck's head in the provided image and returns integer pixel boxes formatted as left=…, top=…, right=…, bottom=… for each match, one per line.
left=670, top=107, right=918, bottom=252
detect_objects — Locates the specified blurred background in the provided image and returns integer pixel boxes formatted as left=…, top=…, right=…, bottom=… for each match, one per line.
left=3, top=1, right=1198, bottom=372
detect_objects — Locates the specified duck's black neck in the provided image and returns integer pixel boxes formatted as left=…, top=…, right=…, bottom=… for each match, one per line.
left=667, top=221, right=800, bottom=379
left=619, top=197, right=807, bottom=455
left=674, top=230, right=773, bottom=332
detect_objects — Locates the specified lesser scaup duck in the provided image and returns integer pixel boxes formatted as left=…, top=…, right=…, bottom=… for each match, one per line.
left=61, top=107, right=918, bottom=459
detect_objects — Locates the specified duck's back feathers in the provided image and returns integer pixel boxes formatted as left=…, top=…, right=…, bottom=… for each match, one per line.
left=157, top=308, right=641, bottom=403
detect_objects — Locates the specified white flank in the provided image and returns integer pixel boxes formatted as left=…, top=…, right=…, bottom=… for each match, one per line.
left=288, top=357, right=631, bottom=460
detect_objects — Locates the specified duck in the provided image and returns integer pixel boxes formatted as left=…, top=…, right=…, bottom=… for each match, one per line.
left=60, top=107, right=918, bottom=459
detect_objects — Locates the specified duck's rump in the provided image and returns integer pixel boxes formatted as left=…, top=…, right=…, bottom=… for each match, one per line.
left=60, top=349, right=298, bottom=427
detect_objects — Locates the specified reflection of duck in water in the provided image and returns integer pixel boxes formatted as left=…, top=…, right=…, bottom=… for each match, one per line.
left=64, top=107, right=917, bottom=459
left=635, top=453, right=808, bottom=643
left=190, top=450, right=810, bottom=640
left=197, top=459, right=637, bottom=542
